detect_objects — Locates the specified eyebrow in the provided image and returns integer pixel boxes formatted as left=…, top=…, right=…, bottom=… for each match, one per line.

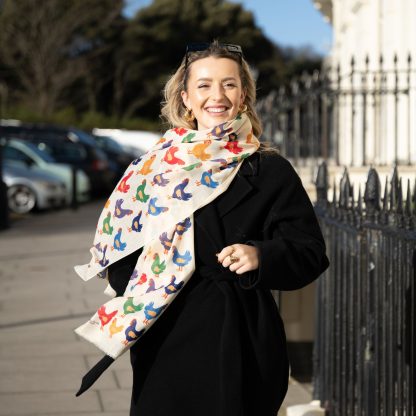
left=196, top=77, right=237, bottom=82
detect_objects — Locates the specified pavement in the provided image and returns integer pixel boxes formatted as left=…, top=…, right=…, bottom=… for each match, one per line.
left=0, top=201, right=312, bottom=415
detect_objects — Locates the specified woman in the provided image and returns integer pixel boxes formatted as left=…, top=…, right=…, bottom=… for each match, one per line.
left=74, top=41, right=329, bottom=416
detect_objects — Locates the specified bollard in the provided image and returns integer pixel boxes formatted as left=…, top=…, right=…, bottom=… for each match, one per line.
left=71, top=166, right=78, bottom=211
left=0, top=141, right=10, bottom=230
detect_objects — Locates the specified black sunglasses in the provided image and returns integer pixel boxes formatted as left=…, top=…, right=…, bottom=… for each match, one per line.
left=184, top=42, right=243, bottom=69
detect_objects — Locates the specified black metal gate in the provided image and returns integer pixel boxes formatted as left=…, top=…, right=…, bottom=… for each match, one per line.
left=313, top=162, right=415, bottom=415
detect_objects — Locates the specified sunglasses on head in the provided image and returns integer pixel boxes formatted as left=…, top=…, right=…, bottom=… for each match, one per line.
left=184, top=42, right=243, bottom=69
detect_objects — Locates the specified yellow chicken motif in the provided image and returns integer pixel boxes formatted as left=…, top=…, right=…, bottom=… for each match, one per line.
left=188, top=140, right=212, bottom=161
left=137, top=154, right=156, bottom=175
left=109, top=318, right=124, bottom=338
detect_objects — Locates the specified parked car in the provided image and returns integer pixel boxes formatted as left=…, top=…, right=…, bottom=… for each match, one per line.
left=92, top=128, right=160, bottom=157
left=1, top=138, right=90, bottom=204
left=92, top=134, right=136, bottom=182
left=3, top=161, right=67, bottom=214
left=0, top=121, right=116, bottom=196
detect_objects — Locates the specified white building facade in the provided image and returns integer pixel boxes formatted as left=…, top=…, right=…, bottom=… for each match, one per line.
left=314, top=0, right=416, bottom=167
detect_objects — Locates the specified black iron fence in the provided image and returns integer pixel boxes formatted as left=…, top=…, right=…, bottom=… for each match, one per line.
left=257, top=53, right=416, bottom=167
left=313, top=162, right=415, bottom=415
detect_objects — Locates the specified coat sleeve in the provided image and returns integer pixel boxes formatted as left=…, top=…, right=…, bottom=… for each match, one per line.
left=238, top=157, right=329, bottom=291
left=107, top=248, right=143, bottom=296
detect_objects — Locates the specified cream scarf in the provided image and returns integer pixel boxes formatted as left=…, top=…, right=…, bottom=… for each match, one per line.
left=74, top=113, right=260, bottom=359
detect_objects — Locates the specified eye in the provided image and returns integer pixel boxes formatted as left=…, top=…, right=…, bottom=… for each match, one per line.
left=198, top=84, right=209, bottom=88
left=224, top=83, right=236, bottom=88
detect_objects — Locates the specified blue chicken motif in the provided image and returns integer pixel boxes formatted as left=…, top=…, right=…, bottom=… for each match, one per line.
left=143, top=302, right=167, bottom=325
left=113, top=228, right=127, bottom=251
left=147, top=197, right=169, bottom=216
left=172, top=246, right=192, bottom=271
left=129, top=210, right=143, bottom=233
left=197, top=169, right=219, bottom=188
left=123, top=319, right=146, bottom=345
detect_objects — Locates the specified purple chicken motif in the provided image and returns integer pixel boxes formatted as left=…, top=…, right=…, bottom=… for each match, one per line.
left=174, top=217, right=191, bottom=239
left=171, top=178, right=192, bottom=201
left=98, top=244, right=109, bottom=267
left=159, top=231, right=174, bottom=254
left=151, top=172, right=170, bottom=187
left=114, top=199, right=133, bottom=218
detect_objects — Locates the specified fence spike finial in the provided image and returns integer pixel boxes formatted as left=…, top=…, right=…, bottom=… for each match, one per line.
left=316, top=161, right=328, bottom=205
left=413, top=179, right=416, bottom=216
left=382, top=176, right=389, bottom=212
left=340, top=167, right=352, bottom=208
left=332, top=178, right=337, bottom=206
left=405, top=179, right=412, bottom=217
left=364, top=167, right=381, bottom=213
left=397, top=177, right=404, bottom=215
left=390, top=165, right=399, bottom=211
left=357, top=184, right=363, bottom=217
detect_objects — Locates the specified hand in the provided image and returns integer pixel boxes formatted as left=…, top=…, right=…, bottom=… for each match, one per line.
left=216, top=244, right=259, bottom=275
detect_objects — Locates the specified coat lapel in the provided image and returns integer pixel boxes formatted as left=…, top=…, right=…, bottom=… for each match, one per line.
left=194, top=153, right=259, bottom=252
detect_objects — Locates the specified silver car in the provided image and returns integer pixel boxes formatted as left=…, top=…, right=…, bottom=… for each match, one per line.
left=2, top=138, right=90, bottom=204
left=3, top=161, right=67, bottom=214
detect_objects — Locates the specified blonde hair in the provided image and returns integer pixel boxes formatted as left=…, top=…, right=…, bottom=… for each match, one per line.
left=160, top=41, right=279, bottom=154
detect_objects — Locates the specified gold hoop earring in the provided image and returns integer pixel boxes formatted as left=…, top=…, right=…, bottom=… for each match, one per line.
left=184, top=108, right=195, bottom=122
left=239, top=103, right=248, bottom=113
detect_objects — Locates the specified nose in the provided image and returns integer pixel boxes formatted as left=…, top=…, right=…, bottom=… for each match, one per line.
left=211, top=83, right=226, bottom=100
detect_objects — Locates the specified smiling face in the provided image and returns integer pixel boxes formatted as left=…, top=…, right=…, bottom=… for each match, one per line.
left=181, top=57, right=246, bottom=131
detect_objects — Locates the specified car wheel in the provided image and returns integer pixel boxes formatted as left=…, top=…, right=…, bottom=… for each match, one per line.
left=7, top=185, right=36, bottom=214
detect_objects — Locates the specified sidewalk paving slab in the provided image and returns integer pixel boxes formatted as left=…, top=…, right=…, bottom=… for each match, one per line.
left=0, top=201, right=314, bottom=415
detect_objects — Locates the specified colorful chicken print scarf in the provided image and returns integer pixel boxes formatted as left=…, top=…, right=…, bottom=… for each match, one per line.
left=74, top=112, right=260, bottom=359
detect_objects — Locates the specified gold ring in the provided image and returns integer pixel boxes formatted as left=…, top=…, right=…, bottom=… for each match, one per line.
left=229, top=255, right=239, bottom=264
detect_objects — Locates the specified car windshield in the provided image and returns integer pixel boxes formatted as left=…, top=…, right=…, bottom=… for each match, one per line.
left=18, top=141, right=56, bottom=163
left=70, top=129, right=97, bottom=146
left=94, top=135, right=124, bottom=153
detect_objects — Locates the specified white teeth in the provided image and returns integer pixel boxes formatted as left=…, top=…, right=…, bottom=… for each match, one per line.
left=206, top=107, right=227, bottom=113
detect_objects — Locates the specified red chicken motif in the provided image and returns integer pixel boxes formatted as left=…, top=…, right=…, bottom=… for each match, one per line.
left=97, top=305, right=118, bottom=331
left=117, top=170, right=134, bottom=193
left=163, top=146, right=185, bottom=165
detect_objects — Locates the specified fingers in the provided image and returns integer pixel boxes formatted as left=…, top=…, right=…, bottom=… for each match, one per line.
left=216, top=245, right=237, bottom=266
left=216, top=245, right=243, bottom=272
left=216, top=244, right=259, bottom=275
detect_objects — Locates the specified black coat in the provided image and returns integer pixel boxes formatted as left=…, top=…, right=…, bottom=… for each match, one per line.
left=86, top=150, right=329, bottom=415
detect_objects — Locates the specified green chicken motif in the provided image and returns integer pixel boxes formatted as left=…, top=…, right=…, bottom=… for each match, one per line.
left=122, top=297, right=144, bottom=316
left=151, top=253, right=166, bottom=277
left=102, top=212, right=113, bottom=235
left=134, top=179, right=150, bottom=203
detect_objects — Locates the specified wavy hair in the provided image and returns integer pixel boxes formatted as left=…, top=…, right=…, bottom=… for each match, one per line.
left=161, top=41, right=278, bottom=154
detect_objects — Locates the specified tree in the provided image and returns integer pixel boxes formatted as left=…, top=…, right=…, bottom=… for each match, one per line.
left=113, top=0, right=286, bottom=120
left=0, top=0, right=123, bottom=115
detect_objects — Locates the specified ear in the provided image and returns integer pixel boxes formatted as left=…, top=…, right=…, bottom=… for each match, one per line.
left=181, top=90, right=190, bottom=110
left=240, top=89, right=247, bottom=106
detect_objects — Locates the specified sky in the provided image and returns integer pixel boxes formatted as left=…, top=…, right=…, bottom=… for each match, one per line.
left=123, top=0, right=333, bottom=56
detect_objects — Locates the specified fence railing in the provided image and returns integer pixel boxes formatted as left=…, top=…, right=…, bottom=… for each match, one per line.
left=257, top=53, right=416, bottom=167
left=313, top=162, right=415, bottom=415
